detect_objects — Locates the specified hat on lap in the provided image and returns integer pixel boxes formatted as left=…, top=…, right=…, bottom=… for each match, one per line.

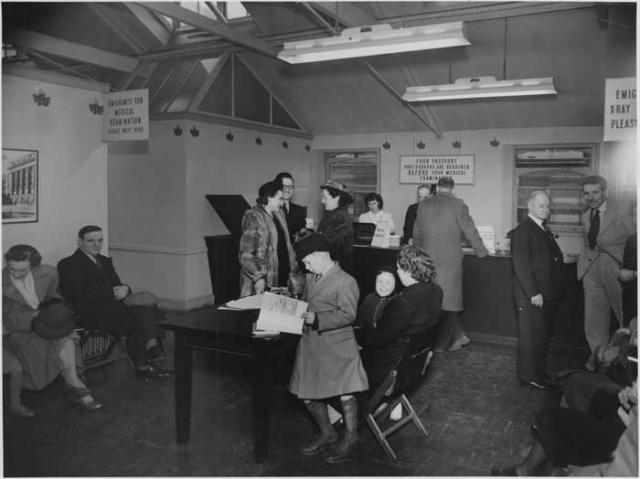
left=32, top=301, right=75, bottom=340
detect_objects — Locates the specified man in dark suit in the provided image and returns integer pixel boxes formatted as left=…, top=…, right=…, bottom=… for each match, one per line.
left=58, top=225, right=171, bottom=379
left=275, top=172, right=307, bottom=241
left=402, top=184, right=431, bottom=245
left=511, top=191, right=564, bottom=390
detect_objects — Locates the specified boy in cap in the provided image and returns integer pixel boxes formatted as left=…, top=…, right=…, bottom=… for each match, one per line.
left=289, top=234, right=368, bottom=463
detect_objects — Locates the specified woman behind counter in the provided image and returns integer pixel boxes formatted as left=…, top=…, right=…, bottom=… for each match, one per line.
left=238, top=180, right=297, bottom=297
left=3, top=244, right=102, bottom=415
left=358, top=192, right=395, bottom=234
left=317, top=180, right=355, bottom=275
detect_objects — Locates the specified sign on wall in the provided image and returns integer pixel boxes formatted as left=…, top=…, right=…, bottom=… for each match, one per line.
left=604, top=77, right=636, bottom=142
left=103, top=89, right=149, bottom=141
left=399, top=154, right=474, bottom=184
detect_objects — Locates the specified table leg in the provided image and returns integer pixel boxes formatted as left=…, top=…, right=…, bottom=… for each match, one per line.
left=252, top=343, right=273, bottom=463
left=174, top=332, right=193, bottom=444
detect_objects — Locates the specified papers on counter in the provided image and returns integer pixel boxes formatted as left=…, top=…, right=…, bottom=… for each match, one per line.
left=225, top=294, right=264, bottom=310
left=476, top=226, right=496, bottom=255
left=256, top=292, right=307, bottom=335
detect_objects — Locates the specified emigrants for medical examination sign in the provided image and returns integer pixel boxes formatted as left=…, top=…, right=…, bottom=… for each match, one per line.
left=399, top=155, right=474, bottom=184
left=604, top=77, right=636, bottom=142
left=103, top=89, right=149, bottom=141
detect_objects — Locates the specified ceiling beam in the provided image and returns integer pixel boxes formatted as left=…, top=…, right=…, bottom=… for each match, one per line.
left=310, top=2, right=376, bottom=28
left=301, top=3, right=337, bottom=35
left=87, top=3, right=147, bottom=54
left=205, top=1, right=229, bottom=24
left=123, top=3, right=171, bottom=46
left=9, top=28, right=138, bottom=73
left=363, top=61, right=441, bottom=137
left=189, top=52, right=230, bottom=111
left=4, top=64, right=111, bottom=93
left=163, top=57, right=202, bottom=113
left=398, top=60, right=442, bottom=137
left=380, top=2, right=596, bottom=27
left=139, top=2, right=277, bottom=58
left=20, top=47, right=103, bottom=84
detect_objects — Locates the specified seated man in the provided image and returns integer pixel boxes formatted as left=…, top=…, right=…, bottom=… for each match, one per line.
left=57, top=225, right=171, bottom=379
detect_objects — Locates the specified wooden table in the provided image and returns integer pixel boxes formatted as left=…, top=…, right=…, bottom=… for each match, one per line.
left=159, top=308, right=299, bottom=463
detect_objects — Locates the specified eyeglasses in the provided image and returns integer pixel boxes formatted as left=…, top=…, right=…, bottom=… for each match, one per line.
left=282, top=185, right=295, bottom=190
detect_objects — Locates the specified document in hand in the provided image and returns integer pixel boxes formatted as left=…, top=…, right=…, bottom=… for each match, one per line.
left=256, top=292, right=308, bottom=335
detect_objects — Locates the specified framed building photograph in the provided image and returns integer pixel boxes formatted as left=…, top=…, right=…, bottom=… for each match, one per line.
left=2, top=148, right=38, bottom=224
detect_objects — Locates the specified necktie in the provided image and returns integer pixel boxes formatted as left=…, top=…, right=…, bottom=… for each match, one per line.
left=588, top=208, right=600, bottom=249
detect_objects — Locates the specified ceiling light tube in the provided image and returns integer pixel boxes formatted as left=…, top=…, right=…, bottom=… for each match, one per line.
left=278, top=21, right=470, bottom=64
left=403, top=76, right=557, bottom=102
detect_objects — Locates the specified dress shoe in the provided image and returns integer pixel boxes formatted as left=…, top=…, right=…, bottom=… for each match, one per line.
left=144, top=342, right=165, bottom=363
left=135, top=363, right=174, bottom=380
left=448, top=334, right=471, bottom=351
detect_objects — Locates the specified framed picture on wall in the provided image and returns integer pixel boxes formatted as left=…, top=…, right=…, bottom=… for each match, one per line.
left=2, top=148, right=38, bottom=224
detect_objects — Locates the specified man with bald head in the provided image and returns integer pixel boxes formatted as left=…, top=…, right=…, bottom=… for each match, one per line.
left=511, top=191, right=564, bottom=390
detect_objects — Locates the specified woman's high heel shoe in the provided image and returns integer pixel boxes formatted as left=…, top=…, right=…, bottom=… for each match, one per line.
left=64, top=384, right=104, bottom=411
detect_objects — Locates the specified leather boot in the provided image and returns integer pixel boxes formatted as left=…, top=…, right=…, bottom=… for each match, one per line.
left=299, top=400, right=338, bottom=456
left=324, top=396, right=359, bottom=463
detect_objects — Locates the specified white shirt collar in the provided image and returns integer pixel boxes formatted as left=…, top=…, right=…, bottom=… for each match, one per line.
left=528, top=214, right=545, bottom=230
left=598, top=200, right=608, bottom=213
left=82, top=250, right=98, bottom=263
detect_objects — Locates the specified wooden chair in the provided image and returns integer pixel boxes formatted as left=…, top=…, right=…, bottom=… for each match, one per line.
left=74, top=316, right=134, bottom=374
left=364, top=331, right=434, bottom=461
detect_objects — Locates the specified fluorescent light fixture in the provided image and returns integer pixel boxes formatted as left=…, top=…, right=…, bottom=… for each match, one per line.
left=277, top=21, right=469, bottom=64
left=402, top=76, right=557, bottom=102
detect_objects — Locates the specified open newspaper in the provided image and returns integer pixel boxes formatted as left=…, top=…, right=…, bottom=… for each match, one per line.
left=256, top=292, right=307, bottom=335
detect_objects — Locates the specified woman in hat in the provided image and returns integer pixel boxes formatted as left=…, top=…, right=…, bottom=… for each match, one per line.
left=3, top=244, right=102, bottom=414
left=318, top=180, right=355, bottom=274
left=289, top=234, right=368, bottom=464
left=238, top=180, right=297, bottom=297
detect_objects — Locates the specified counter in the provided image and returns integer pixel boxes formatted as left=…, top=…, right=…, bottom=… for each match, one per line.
left=353, top=245, right=587, bottom=351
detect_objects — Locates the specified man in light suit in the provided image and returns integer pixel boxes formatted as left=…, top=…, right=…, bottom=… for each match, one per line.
left=578, top=175, right=635, bottom=358
left=511, top=191, right=564, bottom=390
left=413, top=177, right=488, bottom=351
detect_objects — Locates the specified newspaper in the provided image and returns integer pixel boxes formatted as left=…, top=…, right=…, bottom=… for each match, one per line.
left=256, top=292, right=307, bottom=335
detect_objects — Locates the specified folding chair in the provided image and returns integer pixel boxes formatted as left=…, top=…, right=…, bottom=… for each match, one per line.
left=365, top=330, right=434, bottom=461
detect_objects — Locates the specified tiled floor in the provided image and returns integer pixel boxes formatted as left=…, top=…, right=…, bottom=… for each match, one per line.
left=3, top=310, right=587, bottom=477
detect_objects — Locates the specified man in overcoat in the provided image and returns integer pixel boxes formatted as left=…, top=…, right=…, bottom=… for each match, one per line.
left=577, top=175, right=635, bottom=357
left=511, top=191, right=564, bottom=390
left=289, top=234, right=368, bottom=464
left=413, top=177, right=488, bottom=351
